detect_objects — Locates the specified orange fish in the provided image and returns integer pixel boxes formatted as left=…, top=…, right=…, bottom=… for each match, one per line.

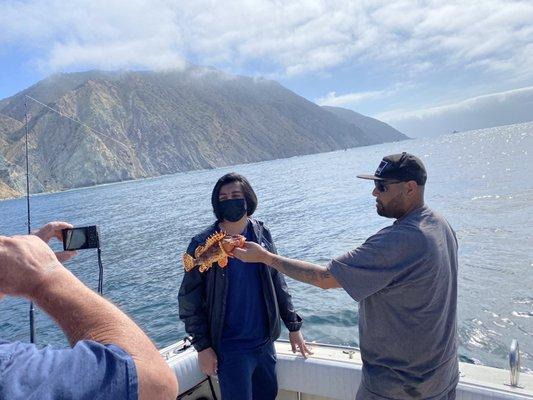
left=183, top=231, right=246, bottom=273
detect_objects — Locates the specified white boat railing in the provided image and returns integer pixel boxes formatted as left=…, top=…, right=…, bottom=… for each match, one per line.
left=161, top=339, right=533, bottom=400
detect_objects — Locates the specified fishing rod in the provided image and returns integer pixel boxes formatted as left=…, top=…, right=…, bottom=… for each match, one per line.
left=24, top=95, right=135, bottom=152
left=23, top=94, right=130, bottom=343
left=24, top=99, right=36, bottom=343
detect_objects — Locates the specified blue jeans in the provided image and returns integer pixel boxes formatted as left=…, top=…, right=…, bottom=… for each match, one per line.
left=217, top=341, right=277, bottom=400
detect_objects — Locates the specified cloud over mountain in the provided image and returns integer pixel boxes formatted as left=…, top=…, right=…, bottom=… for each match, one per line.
left=376, top=86, right=533, bottom=137
left=2, top=0, right=531, bottom=84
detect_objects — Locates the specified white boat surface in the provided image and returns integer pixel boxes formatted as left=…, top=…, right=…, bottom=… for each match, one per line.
left=160, top=339, right=533, bottom=400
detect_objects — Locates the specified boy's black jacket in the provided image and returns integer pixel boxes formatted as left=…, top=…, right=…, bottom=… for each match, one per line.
left=178, top=218, right=302, bottom=352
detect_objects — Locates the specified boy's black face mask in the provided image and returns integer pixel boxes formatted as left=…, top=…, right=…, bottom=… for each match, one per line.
left=219, top=198, right=246, bottom=222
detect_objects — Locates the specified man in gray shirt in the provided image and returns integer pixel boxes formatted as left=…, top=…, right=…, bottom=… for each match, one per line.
left=234, top=152, right=459, bottom=399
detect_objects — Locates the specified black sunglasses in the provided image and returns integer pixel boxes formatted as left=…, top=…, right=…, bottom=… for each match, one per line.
left=374, top=180, right=401, bottom=193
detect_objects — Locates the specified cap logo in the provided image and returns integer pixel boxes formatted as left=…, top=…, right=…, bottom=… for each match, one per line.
left=375, top=160, right=388, bottom=176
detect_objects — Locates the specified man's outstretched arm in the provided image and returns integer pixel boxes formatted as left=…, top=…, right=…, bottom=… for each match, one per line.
left=233, top=242, right=341, bottom=289
left=0, top=224, right=178, bottom=400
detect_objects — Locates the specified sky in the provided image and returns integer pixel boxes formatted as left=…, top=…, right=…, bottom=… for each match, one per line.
left=1, top=0, right=532, bottom=137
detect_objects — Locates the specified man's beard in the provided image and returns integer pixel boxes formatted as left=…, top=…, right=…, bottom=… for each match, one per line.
left=376, top=201, right=394, bottom=218
left=376, top=194, right=404, bottom=219
left=376, top=201, right=386, bottom=216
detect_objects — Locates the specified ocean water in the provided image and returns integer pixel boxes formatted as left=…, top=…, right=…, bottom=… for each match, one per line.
left=0, top=122, right=532, bottom=373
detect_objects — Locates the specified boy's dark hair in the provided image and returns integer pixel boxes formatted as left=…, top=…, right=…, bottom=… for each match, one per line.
left=211, top=173, right=258, bottom=221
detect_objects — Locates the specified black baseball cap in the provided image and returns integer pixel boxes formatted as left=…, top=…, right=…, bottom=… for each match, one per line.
left=357, top=152, right=427, bottom=185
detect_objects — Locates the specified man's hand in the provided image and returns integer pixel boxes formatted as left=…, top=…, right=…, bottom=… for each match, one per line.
left=289, top=330, right=313, bottom=358
left=34, top=221, right=72, bottom=243
left=0, top=221, right=76, bottom=303
left=0, top=235, right=63, bottom=299
left=34, top=221, right=76, bottom=263
left=198, top=347, right=218, bottom=376
left=233, top=241, right=272, bottom=264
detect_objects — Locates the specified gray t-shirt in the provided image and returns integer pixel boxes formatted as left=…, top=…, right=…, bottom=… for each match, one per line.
left=328, top=205, right=459, bottom=399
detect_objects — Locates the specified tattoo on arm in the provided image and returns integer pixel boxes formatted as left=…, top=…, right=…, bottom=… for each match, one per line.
left=269, top=255, right=336, bottom=289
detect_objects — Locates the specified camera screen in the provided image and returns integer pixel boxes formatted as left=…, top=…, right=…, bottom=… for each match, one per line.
left=65, top=229, right=87, bottom=250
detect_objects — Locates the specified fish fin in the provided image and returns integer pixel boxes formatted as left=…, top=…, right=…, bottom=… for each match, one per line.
left=204, top=231, right=225, bottom=248
left=218, top=256, right=228, bottom=268
left=194, top=245, right=204, bottom=258
left=183, top=253, right=196, bottom=272
left=199, top=264, right=209, bottom=273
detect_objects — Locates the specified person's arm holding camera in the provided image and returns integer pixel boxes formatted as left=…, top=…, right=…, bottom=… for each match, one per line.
left=0, top=222, right=178, bottom=400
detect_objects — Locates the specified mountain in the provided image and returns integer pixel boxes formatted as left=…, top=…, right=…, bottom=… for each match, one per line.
left=322, top=106, right=407, bottom=143
left=0, top=68, right=407, bottom=199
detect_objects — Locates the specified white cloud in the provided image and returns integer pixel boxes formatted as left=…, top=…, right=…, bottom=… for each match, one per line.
left=1, top=0, right=186, bottom=71
left=376, top=86, right=533, bottom=137
left=316, top=90, right=389, bottom=107
left=44, top=40, right=187, bottom=72
left=1, top=0, right=532, bottom=83
left=315, top=82, right=412, bottom=107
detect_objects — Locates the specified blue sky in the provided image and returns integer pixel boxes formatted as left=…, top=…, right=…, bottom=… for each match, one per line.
left=1, top=0, right=532, bottom=137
